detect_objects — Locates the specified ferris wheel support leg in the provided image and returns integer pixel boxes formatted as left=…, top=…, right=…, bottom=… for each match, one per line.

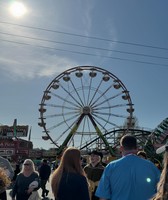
left=56, top=114, right=85, bottom=156
left=88, top=114, right=115, bottom=156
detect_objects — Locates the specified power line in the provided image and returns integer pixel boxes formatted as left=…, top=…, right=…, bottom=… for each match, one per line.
left=0, top=21, right=168, bottom=67
left=0, top=31, right=168, bottom=60
left=0, top=20, right=168, bottom=51
left=1, top=38, right=168, bottom=67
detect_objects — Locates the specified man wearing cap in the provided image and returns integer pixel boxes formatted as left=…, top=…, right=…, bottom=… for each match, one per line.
left=84, top=150, right=104, bottom=200
left=96, top=134, right=160, bottom=200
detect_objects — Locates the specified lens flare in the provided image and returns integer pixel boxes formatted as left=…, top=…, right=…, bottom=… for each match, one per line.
left=146, top=178, right=151, bottom=183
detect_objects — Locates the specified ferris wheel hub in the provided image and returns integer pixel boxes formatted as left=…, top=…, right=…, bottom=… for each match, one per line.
left=82, top=106, right=92, bottom=114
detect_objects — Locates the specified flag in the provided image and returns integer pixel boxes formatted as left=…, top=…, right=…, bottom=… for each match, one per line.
left=13, top=118, right=17, bottom=137
left=28, top=126, right=32, bottom=141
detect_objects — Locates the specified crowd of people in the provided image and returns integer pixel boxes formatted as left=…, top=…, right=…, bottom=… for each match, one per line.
left=0, top=134, right=168, bottom=200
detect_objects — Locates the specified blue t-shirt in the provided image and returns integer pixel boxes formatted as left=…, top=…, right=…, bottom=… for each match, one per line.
left=96, top=155, right=160, bottom=200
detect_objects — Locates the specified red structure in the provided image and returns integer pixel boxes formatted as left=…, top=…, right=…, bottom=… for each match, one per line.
left=0, top=122, right=32, bottom=162
left=0, top=121, right=57, bottom=162
left=0, top=138, right=33, bottom=162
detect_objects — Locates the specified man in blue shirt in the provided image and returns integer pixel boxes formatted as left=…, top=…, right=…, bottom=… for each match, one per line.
left=95, top=134, right=160, bottom=200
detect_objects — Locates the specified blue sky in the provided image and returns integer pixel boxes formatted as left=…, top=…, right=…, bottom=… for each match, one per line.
left=0, top=0, right=168, bottom=149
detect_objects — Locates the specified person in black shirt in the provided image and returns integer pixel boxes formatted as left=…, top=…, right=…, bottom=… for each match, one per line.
left=84, top=150, right=104, bottom=200
left=51, top=147, right=90, bottom=200
left=39, top=159, right=51, bottom=198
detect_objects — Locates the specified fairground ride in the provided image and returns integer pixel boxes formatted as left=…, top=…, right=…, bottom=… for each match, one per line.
left=38, top=66, right=135, bottom=156
left=38, top=66, right=168, bottom=160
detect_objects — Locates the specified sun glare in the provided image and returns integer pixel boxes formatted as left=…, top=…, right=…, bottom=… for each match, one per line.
left=10, top=2, right=27, bottom=17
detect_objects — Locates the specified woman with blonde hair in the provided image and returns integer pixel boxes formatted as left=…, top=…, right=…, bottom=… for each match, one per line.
left=151, top=144, right=168, bottom=200
left=51, top=147, right=90, bottom=200
left=11, top=159, right=40, bottom=200
left=0, top=167, right=11, bottom=200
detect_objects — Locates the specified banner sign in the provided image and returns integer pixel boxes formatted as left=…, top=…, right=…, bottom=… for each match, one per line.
left=0, top=125, right=29, bottom=137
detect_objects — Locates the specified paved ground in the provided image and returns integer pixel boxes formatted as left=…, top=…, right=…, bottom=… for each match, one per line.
left=7, top=180, right=54, bottom=200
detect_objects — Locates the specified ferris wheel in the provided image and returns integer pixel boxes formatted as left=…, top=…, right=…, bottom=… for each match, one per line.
left=38, top=66, right=134, bottom=155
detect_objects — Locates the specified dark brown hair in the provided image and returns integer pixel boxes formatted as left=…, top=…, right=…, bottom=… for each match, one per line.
left=51, top=147, right=87, bottom=198
left=120, top=134, right=137, bottom=150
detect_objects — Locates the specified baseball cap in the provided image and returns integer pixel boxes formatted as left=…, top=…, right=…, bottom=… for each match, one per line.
left=89, top=150, right=103, bottom=159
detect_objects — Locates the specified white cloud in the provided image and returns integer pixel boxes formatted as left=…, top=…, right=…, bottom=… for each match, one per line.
left=0, top=43, right=77, bottom=80
left=82, top=0, right=94, bottom=36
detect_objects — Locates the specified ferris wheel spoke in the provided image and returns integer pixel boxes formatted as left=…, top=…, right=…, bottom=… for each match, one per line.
left=93, top=111, right=127, bottom=118
left=86, top=116, right=96, bottom=141
left=86, top=115, right=91, bottom=131
left=60, top=83, right=84, bottom=107
left=92, top=113, right=121, bottom=128
left=46, top=103, right=79, bottom=111
left=92, top=116, right=109, bottom=132
left=79, top=136, right=98, bottom=150
left=80, top=78, right=87, bottom=105
left=47, top=113, right=79, bottom=131
left=92, top=112, right=110, bottom=130
left=92, top=91, right=123, bottom=108
left=44, top=111, right=79, bottom=118
left=89, top=84, right=112, bottom=107
left=94, top=103, right=128, bottom=110
left=86, top=76, right=93, bottom=105
left=80, top=116, right=87, bottom=147
left=88, top=78, right=104, bottom=106
left=78, top=115, right=95, bottom=147
left=69, top=79, right=85, bottom=107
left=51, top=92, right=80, bottom=108
left=68, top=135, right=75, bottom=146
left=54, top=122, right=75, bottom=143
